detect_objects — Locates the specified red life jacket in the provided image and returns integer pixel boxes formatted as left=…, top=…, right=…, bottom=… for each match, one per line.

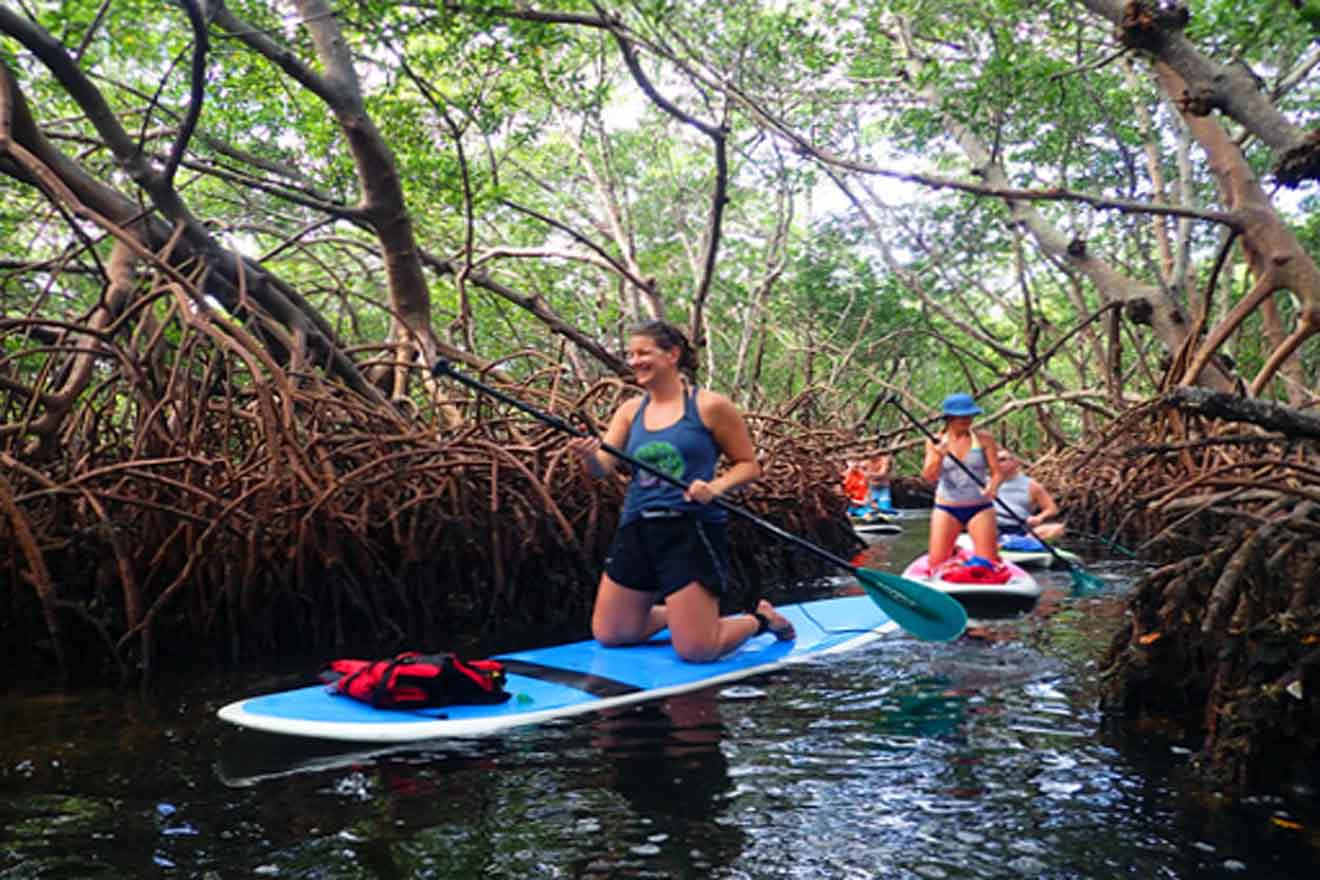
left=320, top=652, right=511, bottom=710
left=843, top=467, right=868, bottom=504
left=939, top=560, right=1012, bottom=585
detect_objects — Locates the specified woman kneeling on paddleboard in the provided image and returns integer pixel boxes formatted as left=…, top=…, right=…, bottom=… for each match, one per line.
left=568, top=320, right=795, bottom=662
left=921, top=393, right=1004, bottom=569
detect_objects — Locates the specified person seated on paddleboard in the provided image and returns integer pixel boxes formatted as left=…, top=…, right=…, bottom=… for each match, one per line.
left=993, top=448, right=1065, bottom=543
left=863, top=451, right=895, bottom=512
left=920, top=393, right=1004, bottom=570
left=841, top=458, right=870, bottom=515
left=567, top=319, right=795, bottom=662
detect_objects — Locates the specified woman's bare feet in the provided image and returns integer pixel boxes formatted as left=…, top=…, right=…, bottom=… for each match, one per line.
left=755, top=599, right=795, bottom=641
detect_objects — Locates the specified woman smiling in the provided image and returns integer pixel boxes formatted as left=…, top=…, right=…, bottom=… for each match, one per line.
left=567, top=320, right=794, bottom=661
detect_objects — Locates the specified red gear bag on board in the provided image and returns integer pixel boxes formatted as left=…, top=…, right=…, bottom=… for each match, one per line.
left=320, top=652, right=511, bottom=710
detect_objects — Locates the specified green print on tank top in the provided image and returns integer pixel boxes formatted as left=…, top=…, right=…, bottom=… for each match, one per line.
left=635, top=440, right=684, bottom=486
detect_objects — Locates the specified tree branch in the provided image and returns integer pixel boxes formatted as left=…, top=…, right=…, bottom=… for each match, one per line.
left=163, top=0, right=209, bottom=189
left=1162, top=387, right=1320, bottom=440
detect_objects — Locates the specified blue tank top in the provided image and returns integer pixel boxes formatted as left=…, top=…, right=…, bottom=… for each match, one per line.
left=619, top=389, right=726, bottom=525
left=935, top=433, right=989, bottom=504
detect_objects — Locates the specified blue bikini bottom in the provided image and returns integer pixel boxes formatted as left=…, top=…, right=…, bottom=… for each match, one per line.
left=934, top=501, right=993, bottom=526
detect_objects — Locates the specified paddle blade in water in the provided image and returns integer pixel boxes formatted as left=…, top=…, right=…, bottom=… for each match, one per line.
left=1068, top=565, right=1108, bottom=596
left=854, top=568, right=967, bottom=642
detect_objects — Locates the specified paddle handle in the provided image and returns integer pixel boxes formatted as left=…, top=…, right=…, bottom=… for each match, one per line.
left=884, top=394, right=1069, bottom=565
left=434, top=361, right=587, bottom=438
left=434, top=360, right=861, bottom=574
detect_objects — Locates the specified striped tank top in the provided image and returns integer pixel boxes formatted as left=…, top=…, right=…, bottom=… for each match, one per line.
left=935, top=433, right=989, bottom=504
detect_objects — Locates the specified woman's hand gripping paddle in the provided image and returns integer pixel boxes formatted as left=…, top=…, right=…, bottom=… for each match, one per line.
left=883, top=394, right=1107, bottom=594
left=432, top=360, right=967, bottom=641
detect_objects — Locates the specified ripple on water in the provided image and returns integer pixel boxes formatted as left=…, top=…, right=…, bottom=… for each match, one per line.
left=719, top=685, right=768, bottom=701
left=7, top=549, right=1320, bottom=879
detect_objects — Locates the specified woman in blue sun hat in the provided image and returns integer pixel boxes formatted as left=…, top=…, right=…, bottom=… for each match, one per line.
left=920, top=392, right=1004, bottom=569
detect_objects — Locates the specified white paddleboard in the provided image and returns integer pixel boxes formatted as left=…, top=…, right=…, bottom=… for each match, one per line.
left=902, top=551, right=1042, bottom=618
left=849, top=512, right=903, bottom=535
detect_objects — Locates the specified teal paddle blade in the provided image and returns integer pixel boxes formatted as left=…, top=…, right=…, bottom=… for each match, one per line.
left=1068, top=565, right=1108, bottom=596
left=854, top=568, right=967, bottom=642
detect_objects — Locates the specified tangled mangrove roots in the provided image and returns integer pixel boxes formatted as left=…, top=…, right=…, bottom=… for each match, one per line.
left=0, top=301, right=863, bottom=689
left=1033, top=389, right=1320, bottom=788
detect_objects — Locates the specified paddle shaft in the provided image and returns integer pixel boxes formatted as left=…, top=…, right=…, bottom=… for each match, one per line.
left=885, top=394, right=1077, bottom=570
left=433, top=360, right=875, bottom=584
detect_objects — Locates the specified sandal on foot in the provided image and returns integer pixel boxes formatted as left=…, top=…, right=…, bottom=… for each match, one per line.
left=752, top=610, right=796, bottom=642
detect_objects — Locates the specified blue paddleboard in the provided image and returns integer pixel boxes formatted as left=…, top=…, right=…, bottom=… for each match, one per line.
left=954, top=532, right=1082, bottom=570
left=217, top=595, right=895, bottom=742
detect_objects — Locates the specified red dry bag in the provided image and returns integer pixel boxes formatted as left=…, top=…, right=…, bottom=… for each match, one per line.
left=320, top=652, right=511, bottom=710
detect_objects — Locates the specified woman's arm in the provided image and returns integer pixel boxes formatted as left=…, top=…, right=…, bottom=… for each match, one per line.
left=920, top=434, right=947, bottom=484
left=1028, top=480, right=1060, bottom=525
left=694, top=390, right=761, bottom=503
left=980, top=432, right=1003, bottom=498
left=568, top=398, right=637, bottom=478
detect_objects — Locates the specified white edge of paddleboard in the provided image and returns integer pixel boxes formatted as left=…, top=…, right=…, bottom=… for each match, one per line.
left=852, top=523, right=903, bottom=535
left=217, top=620, right=899, bottom=743
left=928, top=578, right=1042, bottom=601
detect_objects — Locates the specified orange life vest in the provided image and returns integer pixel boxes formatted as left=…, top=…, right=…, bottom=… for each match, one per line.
left=843, top=467, right=868, bottom=504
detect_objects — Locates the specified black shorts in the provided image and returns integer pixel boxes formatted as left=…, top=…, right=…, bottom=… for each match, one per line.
left=604, top=513, right=729, bottom=598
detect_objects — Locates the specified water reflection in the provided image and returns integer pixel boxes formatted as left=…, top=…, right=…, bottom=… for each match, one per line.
left=4, top=518, right=1320, bottom=878
left=579, top=691, right=745, bottom=876
left=871, top=675, right=971, bottom=740
left=591, top=692, right=732, bottom=818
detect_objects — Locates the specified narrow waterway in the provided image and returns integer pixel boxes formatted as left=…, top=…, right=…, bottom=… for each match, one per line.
left=2, top=517, right=1318, bottom=878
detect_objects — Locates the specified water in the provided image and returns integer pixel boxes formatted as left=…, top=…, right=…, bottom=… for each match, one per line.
left=3, top=518, right=1318, bottom=878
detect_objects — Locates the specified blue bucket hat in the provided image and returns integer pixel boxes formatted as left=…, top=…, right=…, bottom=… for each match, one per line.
left=940, top=392, right=982, bottom=418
